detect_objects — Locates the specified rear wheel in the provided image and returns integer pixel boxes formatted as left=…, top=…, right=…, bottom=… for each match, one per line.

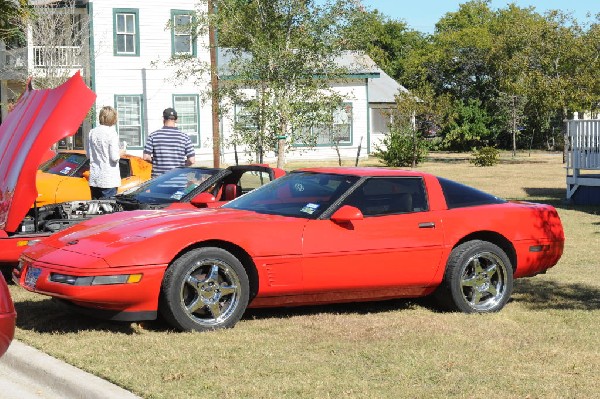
left=435, top=240, right=513, bottom=313
left=159, top=247, right=249, bottom=331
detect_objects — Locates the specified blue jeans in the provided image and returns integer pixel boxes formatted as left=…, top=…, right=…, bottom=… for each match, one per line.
left=90, top=186, right=117, bottom=199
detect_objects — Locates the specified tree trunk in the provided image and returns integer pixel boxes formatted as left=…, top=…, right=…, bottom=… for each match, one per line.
left=208, top=0, right=220, bottom=168
left=276, top=117, right=287, bottom=168
left=512, top=95, right=517, bottom=157
left=277, top=138, right=286, bottom=168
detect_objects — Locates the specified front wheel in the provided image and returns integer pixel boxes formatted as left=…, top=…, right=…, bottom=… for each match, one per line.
left=159, top=247, right=249, bottom=332
left=435, top=240, right=513, bottom=313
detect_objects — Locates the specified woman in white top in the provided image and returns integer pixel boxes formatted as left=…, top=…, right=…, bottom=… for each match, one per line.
left=86, top=106, right=122, bottom=199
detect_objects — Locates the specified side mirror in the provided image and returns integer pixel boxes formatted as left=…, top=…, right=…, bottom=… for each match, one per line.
left=190, top=192, right=217, bottom=207
left=82, top=170, right=90, bottom=181
left=330, top=205, right=363, bottom=224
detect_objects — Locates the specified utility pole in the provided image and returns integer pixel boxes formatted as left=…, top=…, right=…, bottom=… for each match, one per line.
left=208, top=0, right=220, bottom=167
left=512, top=95, right=517, bottom=157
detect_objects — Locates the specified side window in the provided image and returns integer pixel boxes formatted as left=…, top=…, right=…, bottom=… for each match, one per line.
left=115, top=95, right=143, bottom=148
left=171, top=10, right=196, bottom=56
left=438, top=177, right=505, bottom=209
left=239, top=170, right=272, bottom=194
left=114, top=9, right=139, bottom=56
left=119, top=159, right=131, bottom=179
left=173, top=94, right=200, bottom=146
left=73, top=159, right=90, bottom=178
left=234, top=103, right=258, bottom=131
left=295, top=103, right=353, bottom=146
left=343, top=177, right=428, bottom=216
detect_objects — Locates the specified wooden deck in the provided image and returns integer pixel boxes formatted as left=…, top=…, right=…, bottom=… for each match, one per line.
left=566, top=119, right=600, bottom=201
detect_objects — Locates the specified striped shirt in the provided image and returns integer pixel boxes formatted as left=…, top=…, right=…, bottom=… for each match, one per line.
left=144, top=126, right=194, bottom=178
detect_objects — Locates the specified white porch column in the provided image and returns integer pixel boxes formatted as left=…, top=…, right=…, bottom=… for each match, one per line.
left=0, top=80, right=8, bottom=123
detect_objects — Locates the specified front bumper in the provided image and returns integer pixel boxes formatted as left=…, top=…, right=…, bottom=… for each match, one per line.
left=14, top=256, right=168, bottom=319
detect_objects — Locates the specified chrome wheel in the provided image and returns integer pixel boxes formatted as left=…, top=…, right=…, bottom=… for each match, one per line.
left=459, top=251, right=509, bottom=311
left=160, top=247, right=249, bottom=331
left=435, top=240, right=514, bottom=313
left=181, top=259, right=242, bottom=327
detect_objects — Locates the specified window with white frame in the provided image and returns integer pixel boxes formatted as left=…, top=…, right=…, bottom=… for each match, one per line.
left=171, top=10, right=196, bottom=56
left=372, top=107, right=391, bottom=134
left=115, top=95, right=143, bottom=147
left=300, top=103, right=353, bottom=146
left=234, top=103, right=259, bottom=131
left=173, top=95, right=200, bottom=146
left=114, top=9, right=139, bottom=56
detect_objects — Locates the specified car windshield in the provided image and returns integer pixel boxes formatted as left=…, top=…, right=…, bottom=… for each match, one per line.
left=39, top=153, right=87, bottom=177
left=119, top=167, right=221, bottom=204
left=222, top=172, right=360, bottom=219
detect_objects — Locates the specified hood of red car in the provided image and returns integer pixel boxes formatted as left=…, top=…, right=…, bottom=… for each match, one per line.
left=58, top=207, right=261, bottom=242
left=38, top=208, right=269, bottom=257
left=0, top=72, right=96, bottom=233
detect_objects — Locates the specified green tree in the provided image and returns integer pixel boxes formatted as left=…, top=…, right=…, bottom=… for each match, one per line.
left=341, top=8, right=427, bottom=81
left=579, top=20, right=600, bottom=117
left=166, top=0, right=359, bottom=167
left=490, top=6, right=585, bottom=152
left=0, top=0, right=30, bottom=44
left=443, top=98, right=492, bottom=151
left=426, top=0, right=497, bottom=103
left=399, top=1, right=599, bottom=153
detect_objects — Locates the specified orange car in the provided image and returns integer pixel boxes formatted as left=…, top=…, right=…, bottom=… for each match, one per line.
left=36, top=150, right=151, bottom=206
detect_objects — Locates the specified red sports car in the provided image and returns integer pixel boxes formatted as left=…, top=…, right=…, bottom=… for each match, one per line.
left=1, top=73, right=96, bottom=278
left=14, top=168, right=564, bottom=332
left=0, top=274, right=16, bottom=357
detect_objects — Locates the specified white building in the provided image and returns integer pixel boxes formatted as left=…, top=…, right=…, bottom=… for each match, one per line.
left=0, top=0, right=406, bottom=165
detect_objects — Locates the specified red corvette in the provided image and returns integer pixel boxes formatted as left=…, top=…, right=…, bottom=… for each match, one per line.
left=0, top=73, right=96, bottom=277
left=0, top=274, right=16, bottom=357
left=14, top=167, right=564, bottom=331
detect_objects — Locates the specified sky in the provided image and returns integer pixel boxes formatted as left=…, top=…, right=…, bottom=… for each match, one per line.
left=360, top=0, right=600, bottom=33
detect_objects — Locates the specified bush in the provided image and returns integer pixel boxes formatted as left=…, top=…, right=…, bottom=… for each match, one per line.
left=470, top=146, right=499, bottom=167
left=375, top=128, right=428, bottom=167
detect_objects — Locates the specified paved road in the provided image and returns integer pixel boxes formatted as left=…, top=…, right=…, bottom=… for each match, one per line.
left=0, top=340, right=140, bottom=399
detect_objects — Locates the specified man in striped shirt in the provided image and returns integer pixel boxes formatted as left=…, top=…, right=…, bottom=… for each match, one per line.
left=143, top=108, right=195, bottom=178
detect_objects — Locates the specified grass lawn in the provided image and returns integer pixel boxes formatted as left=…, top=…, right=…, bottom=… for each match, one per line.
left=9, top=151, right=600, bottom=399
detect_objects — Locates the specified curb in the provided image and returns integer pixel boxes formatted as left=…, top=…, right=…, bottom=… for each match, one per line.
left=2, top=340, right=141, bottom=399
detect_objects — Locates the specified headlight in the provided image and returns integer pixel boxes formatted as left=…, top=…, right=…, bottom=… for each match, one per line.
left=50, top=273, right=142, bottom=286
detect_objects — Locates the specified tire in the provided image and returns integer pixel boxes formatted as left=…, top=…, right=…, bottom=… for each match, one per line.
left=435, top=240, right=513, bottom=313
left=159, top=247, right=250, bottom=332
left=1, top=263, right=15, bottom=284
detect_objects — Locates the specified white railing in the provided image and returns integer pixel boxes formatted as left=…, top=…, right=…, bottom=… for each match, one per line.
left=566, top=119, right=600, bottom=170
left=33, top=45, right=82, bottom=68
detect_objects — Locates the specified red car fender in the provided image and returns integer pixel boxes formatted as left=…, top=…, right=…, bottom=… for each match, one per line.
left=0, top=274, right=16, bottom=357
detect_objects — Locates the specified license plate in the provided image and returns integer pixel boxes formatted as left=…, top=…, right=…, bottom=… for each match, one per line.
left=25, top=266, right=42, bottom=288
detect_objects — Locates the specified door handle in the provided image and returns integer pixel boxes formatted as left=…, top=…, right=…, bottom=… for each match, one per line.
left=418, top=222, right=436, bottom=228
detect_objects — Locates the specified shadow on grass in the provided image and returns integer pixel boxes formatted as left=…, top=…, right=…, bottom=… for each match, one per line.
left=519, top=188, right=600, bottom=215
left=512, top=278, right=600, bottom=311
left=244, top=278, right=600, bottom=321
left=242, top=297, right=424, bottom=322
left=14, top=298, right=171, bottom=334
left=15, top=279, right=599, bottom=334
left=523, top=187, right=566, bottom=201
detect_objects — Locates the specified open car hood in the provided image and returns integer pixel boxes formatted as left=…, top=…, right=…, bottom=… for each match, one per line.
left=0, top=72, right=96, bottom=233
